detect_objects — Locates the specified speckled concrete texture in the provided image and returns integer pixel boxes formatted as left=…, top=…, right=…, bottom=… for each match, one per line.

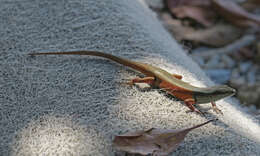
left=0, top=0, right=260, bottom=155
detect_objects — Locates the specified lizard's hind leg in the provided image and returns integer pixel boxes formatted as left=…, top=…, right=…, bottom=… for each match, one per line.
left=126, top=77, right=155, bottom=86
left=184, top=98, right=205, bottom=116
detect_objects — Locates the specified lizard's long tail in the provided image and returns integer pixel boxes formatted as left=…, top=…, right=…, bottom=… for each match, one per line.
left=29, top=50, right=153, bottom=76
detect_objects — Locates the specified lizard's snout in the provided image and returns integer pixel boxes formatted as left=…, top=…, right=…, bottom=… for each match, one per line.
left=231, top=88, right=236, bottom=95
left=226, top=87, right=236, bottom=96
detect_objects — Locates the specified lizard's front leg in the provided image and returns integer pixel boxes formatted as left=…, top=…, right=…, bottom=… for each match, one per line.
left=172, top=74, right=182, bottom=80
left=211, top=101, right=223, bottom=115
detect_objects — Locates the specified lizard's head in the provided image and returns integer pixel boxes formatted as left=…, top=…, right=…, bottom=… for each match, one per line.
left=209, top=85, right=236, bottom=100
left=195, top=85, right=236, bottom=104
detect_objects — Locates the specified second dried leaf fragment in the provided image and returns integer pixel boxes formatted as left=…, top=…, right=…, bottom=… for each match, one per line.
left=113, top=119, right=216, bottom=156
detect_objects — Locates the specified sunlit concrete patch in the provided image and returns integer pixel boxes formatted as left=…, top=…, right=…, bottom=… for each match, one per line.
left=218, top=98, right=260, bottom=143
left=11, top=115, right=106, bottom=156
left=115, top=86, right=260, bottom=155
left=113, top=60, right=260, bottom=155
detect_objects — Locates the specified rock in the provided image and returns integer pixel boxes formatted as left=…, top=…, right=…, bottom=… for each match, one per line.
left=237, top=84, right=260, bottom=108
left=230, top=69, right=246, bottom=85
left=206, top=69, right=232, bottom=84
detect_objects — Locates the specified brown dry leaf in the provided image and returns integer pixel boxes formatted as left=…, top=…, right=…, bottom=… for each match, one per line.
left=212, top=0, right=260, bottom=28
left=242, top=0, right=260, bottom=10
left=162, top=13, right=196, bottom=41
left=162, top=13, right=244, bottom=46
left=247, top=0, right=260, bottom=5
left=180, top=24, right=244, bottom=47
left=172, top=5, right=216, bottom=27
left=238, top=47, right=255, bottom=59
left=166, top=0, right=215, bottom=27
left=166, top=0, right=211, bottom=8
left=113, top=119, right=215, bottom=156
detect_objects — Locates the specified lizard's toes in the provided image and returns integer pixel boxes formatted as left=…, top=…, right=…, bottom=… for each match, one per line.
left=186, top=109, right=206, bottom=116
left=213, top=107, right=223, bottom=115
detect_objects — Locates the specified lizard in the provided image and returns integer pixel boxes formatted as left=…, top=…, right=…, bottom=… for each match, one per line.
left=29, top=50, right=236, bottom=115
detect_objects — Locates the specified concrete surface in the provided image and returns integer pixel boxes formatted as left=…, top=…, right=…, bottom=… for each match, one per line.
left=0, top=0, right=260, bottom=155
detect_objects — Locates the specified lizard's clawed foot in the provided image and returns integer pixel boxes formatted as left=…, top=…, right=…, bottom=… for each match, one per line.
left=118, top=79, right=134, bottom=86
left=211, top=102, right=223, bottom=115
left=186, top=109, right=206, bottom=116
left=185, top=99, right=205, bottom=116
left=212, top=106, right=223, bottom=115
left=195, top=109, right=206, bottom=116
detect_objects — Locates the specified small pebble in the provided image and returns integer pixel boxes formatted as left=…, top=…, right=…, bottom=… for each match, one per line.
left=192, top=55, right=205, bottom=67
left=239, top=61, right=252, bottom=73
left=205, top=55, right=220, bottom=69
left=144, top=0, right=164, bottom=9
left=230, top=69, right=245, bottom=86
left=256, top=42, right=260, bottom=61
left=256, top=72, right=260, bottom=82
left=230, top=77, right=246, bottom=86
left=247, top=67, right=256, bottom=85
left=221, top=55, right=235, bottom=68
left=206, top=69, right=231, bottom=84
left=192, top=47, right=211, bottom=54
left=231, top=69, right=240, bottom=79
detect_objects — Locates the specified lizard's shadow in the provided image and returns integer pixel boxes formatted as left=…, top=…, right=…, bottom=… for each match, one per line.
left=126, top=82, right=210, bottom=116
